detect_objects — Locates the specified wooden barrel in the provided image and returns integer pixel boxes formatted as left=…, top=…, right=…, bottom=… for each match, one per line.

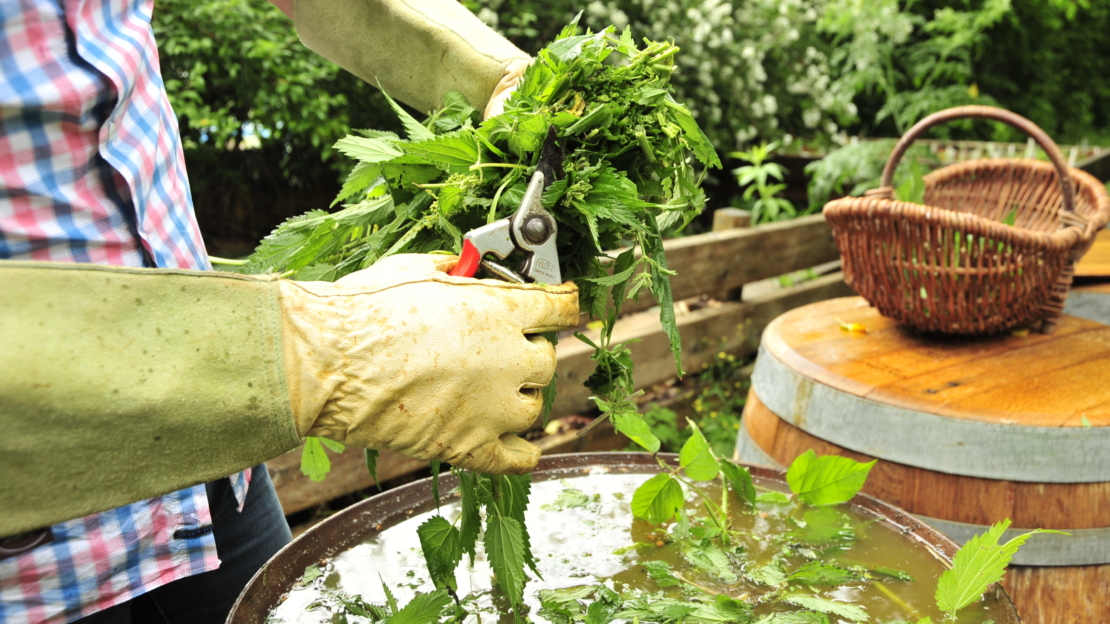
left=734, top=297, right=1110, bottom=624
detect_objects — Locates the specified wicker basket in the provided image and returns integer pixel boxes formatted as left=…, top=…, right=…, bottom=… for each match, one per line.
left=824, top=106, right=1110, bottom=335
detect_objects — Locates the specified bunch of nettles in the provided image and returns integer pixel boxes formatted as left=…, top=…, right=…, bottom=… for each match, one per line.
left=240, top=17, right=721, bottom=481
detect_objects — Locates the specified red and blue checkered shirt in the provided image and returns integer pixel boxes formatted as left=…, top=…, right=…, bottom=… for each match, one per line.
left=0, top=0, right=250, bottom=621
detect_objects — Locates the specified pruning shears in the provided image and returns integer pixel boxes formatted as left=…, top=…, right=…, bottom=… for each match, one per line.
left=448, top=128, right=563, bottom=284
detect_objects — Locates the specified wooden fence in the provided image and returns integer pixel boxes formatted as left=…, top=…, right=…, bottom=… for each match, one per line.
left=268, top=210, right=855, bottom=515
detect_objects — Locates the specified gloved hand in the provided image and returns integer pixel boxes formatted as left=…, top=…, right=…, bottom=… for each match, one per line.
left=281, top=254, right=578, bottom=474
left=484, top=58, right=530, bottom=119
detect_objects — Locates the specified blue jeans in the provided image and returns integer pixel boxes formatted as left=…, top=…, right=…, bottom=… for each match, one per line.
left=77, top=465, right=292, bottom=624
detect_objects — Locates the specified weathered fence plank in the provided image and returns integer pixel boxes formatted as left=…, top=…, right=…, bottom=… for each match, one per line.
left=620, top=214, right=839, bottom=314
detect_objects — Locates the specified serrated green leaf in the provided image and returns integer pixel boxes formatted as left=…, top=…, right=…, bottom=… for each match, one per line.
left=720, top=460, right=757, bottom=506
left=543, top=487, right=590, bottom=511
left=643, top=215, right=683, bottom=376
left=334, top=136, right=404, bottom=163
left=319, top=437, right=345, bottom=453
left=641, top=560, right=681, bottom=587
left=298, top=564, right=322, bottom=587
left=404, top=132, right=480, bottom=173
left=612, top=410, right=661, bottom=454
left=680, top=539, right=736, bottom=582
left=300, top=437, right=331, bottom=482
left=664, top=97, right=722, bottom=168
left=679, top=418, right=719, bottom=480
left=294, top=263, right=337, bottom=282
left=787, top=561, right=859, bottom=586
left=332, top=162, right=382, bottom=207
left=388, top=589, right=451, bottom=624
left=757, top=491, right=792, bottom=505
left=936, top=519, right=1067, bottom=614
left=381, top=578, right=399, bottom=616
left=380, top=89, right=435, bottom=142
left=786, top=450, right=876, bottom=506
left=755, top=612, right=830, bottom=624
left=484, top=514, right=528, bottom=610
left=749, top=561, right=788, bottom=587
left=783, top=594, right=868, bottom=623
left=416, top=516, right=462, bottom=592
left=630, top=473, right=685, bottom=524
left=794, top=507, right=856, bottom=545
left=364, top=449, right=380, bottom=490
left=457, top=471, right=482, bottom=562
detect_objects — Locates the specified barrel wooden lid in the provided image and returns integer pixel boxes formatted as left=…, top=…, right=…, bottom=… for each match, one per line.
left=762, top=297, right=1110, bottom=427
left=1075, top=228, right=1110, bottom=278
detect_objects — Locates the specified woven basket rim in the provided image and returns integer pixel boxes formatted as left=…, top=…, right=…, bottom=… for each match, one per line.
left=823, top=195, right=1081, bottom=252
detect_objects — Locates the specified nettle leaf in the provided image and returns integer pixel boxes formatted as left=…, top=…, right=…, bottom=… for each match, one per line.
left=543, top=487, right=590, bottom=511
left=416, top=516, right=462, bottom=591
left=631, top=473, right=685, bottom=524
left=641, top=560, right=681, bottom=587
left=457, top=470, right=482, bottom=561
left=333, top=136, right=404, bottom=163
left=680, top=539, right=737, bottom=582
left=332, top=162, right=382, bottom=206
left=787, top=561, right=859, bottom=587
left=404, top=132, right=480, bottom=173
left=612, top=409, right=661, bottom=454
left=749, top=561, right=788, bottom=587
left=935, top=519, right=1067, bottom=615
left=783, top=594, right=868, bottom=623
left=786, top=450, right=876, bottom=506
left=755, top=612, right=830, bottom=624
left=679, top=418, right=719, bottom=481
left=364, top=449, right=380, bottom=490
left=794, top=507, right=857, bottom=546
left=381, top=89, right=435, bottom=142
left=720, top=460, right=757, bottom=507
left=294, top=263, right=337, bottom=282
left=643, top=214, right=683, bottom=375
left=484, top=514, right=528, bottom=609
left=388, top=589, right=452, bottom=624
left=300, top=437, right=331, bottom=482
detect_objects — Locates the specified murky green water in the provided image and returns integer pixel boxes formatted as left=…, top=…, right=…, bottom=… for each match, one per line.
left=268, top=470, right=1008, bottom=623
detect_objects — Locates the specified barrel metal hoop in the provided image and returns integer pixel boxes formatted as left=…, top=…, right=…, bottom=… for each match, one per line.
left=733, top=425, right=784, bottom=469
left=913, top=515, right=1110, bottom=566
left=1062, top=290, right=1110, bottom=325
left=752, top=344, right=1110, bottom=483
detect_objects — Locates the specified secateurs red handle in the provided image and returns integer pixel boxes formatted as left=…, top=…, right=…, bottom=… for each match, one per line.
left=449, top=239, right=484, bottom=278
left=446, top=170, right=561, bottom=283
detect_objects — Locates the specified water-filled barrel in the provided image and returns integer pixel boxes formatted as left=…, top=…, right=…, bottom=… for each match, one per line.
left=735, top=296, right=1110, bottom=624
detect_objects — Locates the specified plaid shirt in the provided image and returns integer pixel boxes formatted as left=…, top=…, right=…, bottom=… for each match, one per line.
left=0, top=0, right=250, bottom=621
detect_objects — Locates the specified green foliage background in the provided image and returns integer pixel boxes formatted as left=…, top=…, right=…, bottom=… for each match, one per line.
left=153, top=0, right=1110, bottom=246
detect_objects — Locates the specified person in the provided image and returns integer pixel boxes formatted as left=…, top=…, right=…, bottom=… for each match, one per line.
left=0, top=1, right=575, bottom=623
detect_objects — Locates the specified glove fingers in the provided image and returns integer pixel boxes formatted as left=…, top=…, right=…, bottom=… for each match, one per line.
left=484, top=282, right=579, bottom=333
left=462, top=434, right=541, bottom=475
left=500, top=333, right=558, bottom=389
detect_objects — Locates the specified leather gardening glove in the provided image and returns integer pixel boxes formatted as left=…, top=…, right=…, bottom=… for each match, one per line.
left=0, top=258, right=576, bottom=537
left=290, top=0, right=532, bottom=116
left=281, top=254, right=578, bottom=475
left=484, top=58, right=530, bottom=119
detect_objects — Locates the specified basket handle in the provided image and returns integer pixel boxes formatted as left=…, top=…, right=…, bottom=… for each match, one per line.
left=876, top=106, right=1080, bottom=222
